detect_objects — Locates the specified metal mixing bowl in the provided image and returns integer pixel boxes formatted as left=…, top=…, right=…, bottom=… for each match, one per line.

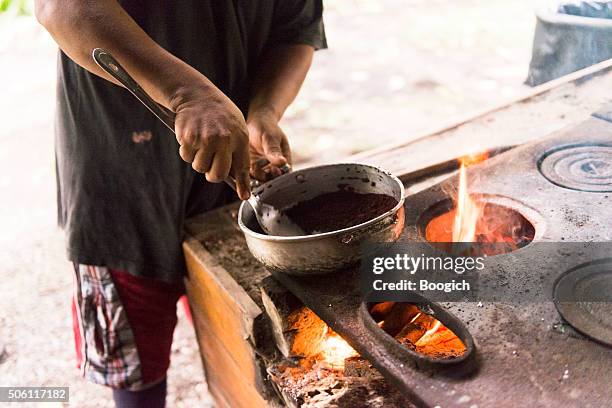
left=238, top=163, right=405, bottom=275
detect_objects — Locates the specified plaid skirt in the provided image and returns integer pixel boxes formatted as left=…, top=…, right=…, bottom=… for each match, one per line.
left=71, top=264, right=185, bottom=390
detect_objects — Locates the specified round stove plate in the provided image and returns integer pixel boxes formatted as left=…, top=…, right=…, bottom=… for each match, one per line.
left=539, top=144, right=612, bottom=192
left=554, top=261, right=612, bottom=347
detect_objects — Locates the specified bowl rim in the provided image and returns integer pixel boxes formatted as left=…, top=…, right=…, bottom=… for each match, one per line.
left=237, top=163, right=405, bottom=242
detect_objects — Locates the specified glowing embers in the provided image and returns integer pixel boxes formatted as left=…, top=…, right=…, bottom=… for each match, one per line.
left=268, top=307, right=367, bottom=405
left=287, top=306, right=358, bottom=370
left=369, top=302, right=466, bottom=360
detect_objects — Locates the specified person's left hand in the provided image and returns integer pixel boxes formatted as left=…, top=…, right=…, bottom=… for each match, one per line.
left=246, top=109, right=292, bottom=181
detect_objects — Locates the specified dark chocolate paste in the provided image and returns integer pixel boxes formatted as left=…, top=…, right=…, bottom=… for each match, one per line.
left=285, top=191, right=398, bottom=234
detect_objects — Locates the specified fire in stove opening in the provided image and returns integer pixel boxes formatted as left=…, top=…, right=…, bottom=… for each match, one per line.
left=286, top=306, right=358, bottom=370
left=423, top=154, right=535, bottom=255
left=369, top=302, right=467, bottom=360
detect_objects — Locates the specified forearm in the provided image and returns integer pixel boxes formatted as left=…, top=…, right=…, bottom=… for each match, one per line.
left=248, top=44, right=314, bottom=121
left=35, top=0, right=212, bottom=109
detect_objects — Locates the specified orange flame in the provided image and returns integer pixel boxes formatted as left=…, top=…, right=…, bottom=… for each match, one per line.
left=452, top=153, right=488, bottom=242
left=415, top=321, right=442, bottom=346
left=319, top=328, right=358, bottom=368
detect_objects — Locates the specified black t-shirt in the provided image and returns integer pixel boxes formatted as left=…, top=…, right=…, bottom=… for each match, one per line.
left=56, top=1, right=326, bottom=282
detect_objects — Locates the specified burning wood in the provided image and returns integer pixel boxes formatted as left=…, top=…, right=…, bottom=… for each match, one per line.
left=318, top=330, right=359, bottom=369
left=369, top=302, right=467, bottom=360
left=413, top=324, right=467, bottom=360
left=268, top=360, right=413, bottom=408
left=376, top=302, right=420, bottom=336
left=267, top=306, right=415, bottom=407
left=261, top=280, right=414, bottom=407
left=262, top=279, right=359, bottom=371
left=287, top=307, right=329, bottom=359
left=280, top=299, right=466, bottom=369
left=279, top=306, right=358, bottom=369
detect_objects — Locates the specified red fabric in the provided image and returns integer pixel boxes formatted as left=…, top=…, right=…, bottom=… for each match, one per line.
left=180, top=295, right=193, bottom=325
left=71, top=297, right=83, bottom=369
left=109, top=270, right=185, bottom=384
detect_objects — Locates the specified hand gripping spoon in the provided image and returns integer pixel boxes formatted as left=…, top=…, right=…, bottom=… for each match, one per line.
left=92, top=48, right=304, bottom=236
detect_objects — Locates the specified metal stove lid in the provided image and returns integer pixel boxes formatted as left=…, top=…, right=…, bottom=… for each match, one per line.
left=539, top=144, right=612, bottom=192
left=554, top=260, right=612, bottom=347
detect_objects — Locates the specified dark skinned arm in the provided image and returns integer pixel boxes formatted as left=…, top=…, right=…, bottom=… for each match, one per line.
left=34, top=0, right=252, bottom=199
left=247, top=44, right=314, bottom=180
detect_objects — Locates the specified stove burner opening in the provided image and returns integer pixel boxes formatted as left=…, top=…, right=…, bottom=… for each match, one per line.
left=368, top=302, right=467, bottom=360
left=422, top=199, right=535, bottom=255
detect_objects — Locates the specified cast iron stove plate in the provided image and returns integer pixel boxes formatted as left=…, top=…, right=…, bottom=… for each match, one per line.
left=538, top=144, right=612, bottom=192
left=554, top=260, right=612, bottom=347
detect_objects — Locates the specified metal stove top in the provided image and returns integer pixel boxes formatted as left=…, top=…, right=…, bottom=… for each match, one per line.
left=539, top=144, right=612, bottom=192
left=272, top=112, right=612, bottom=407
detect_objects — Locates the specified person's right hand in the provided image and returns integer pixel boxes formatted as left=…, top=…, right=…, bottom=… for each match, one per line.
left=171, top=83, right=251, bottom=200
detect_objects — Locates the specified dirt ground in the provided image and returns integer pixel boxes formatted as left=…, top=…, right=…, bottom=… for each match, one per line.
left=0, top=0, right=552, bottom=406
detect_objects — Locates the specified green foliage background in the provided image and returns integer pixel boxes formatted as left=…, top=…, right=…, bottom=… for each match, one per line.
left=0, top=0, right=30, bottom=15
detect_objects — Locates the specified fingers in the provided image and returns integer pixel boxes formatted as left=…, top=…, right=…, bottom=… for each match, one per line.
left=175, top=125, right=200, bottom=158
left=206, top=146, right=231, bottom=183
left=281, top=137, right=292, bottom=166
left=176, top=116, right=251, bottom=198
left=249, top=153, right=269, bottom=182
left=267, top=165, right=283, bottom=179
left=176, top=122, right=202, bottom=166
left=262, top=131, right=288, bottom=167
left=232, top=143, right=251, bottom=200
left=191, top=131, right=251, bottom=201
left=192, top=148, right=214, bottom=174
left=249, top=147, right=292, bottom=182
left=179, top=145, right=197, bottom=163
left=185, top=127, right=216, bottom=174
